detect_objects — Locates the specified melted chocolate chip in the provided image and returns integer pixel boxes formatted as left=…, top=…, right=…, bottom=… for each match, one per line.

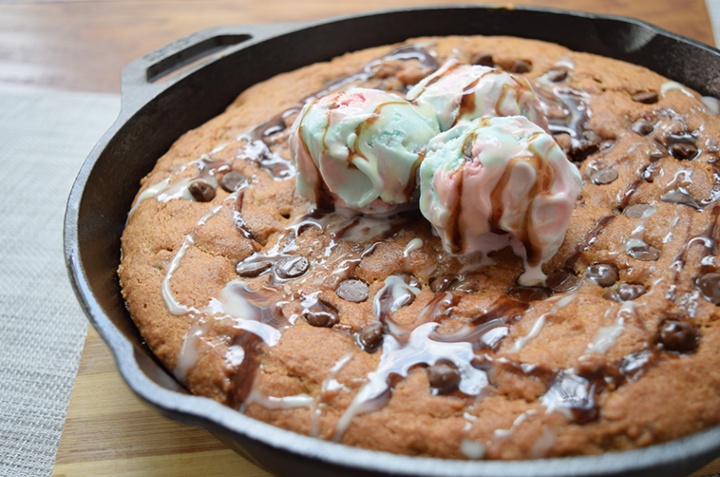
left=188, top=180, right=216, bottom=202
left=631, top=119, right=654, bottom=136
left=591, top=168, right=619, bottom=185
left=546, top=69, right=568, bottom=82
left=430, top=275, right=458, bottom=293
left=470, top=53, right=494, bottom=67
left=544, top=371, right=599, bottom=424
left=631, top=91, right=659, bottom=104
left=508, top=286, right=551, bottom=302
left=510, top=59, right=531, bottom=73
left=660, top=187, right=702, bottom=210
left=648, top=149, right=665, bottom=161
left=669, top=142, right=699, bottom=161
left=427, top=362, right=461, bottom=394
left=236, top=259, right=272, bottom=277
left=303, top=299, right=339, bottom=328
left=620, top=349, right=654, bottom=378
left=274, top=256, right=310, bottom=279
left=546, top=270, right=580, bottom=293
left=623, top=204, right=652, bottom=219
left=358, top=322, right=384, bottom=352
left=627, top=242, right=661, bottom=261
left=336, top=279, right=369, bottom=303
left=697, top=273, right=720, bottom=305
left=220, top=171, right=248, bottom=192
left=657, top=319, right=698, bottom=353
left=568, top=131, right=602, bottom=162
left=586, top=263, right=619, bottom=287
left=604, top=283, right=646, bottom=302
left=661, top=188, right=701, bottom=210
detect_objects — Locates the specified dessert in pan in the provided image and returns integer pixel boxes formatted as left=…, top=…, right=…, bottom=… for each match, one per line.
left=118, top=34, right=720, bottom=460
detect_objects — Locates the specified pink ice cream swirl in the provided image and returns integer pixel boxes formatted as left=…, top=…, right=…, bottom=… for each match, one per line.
left=419, top=115, right=582, bottom=286
left=407, top=59, right=549, bottom=132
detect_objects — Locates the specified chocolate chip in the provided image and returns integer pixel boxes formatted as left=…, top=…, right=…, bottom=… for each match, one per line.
left=648, top=149, right=665, bottom=161
left=336, top=279, right=369, bottom=303
left=668, top=142, right=699, bottom=160
left=470, top=53, right=494, bottom=67
left=623, top=204, right=652, bottom=219
left=510, top=59, right=531, bottom=73
left=599, top=139, right=616, bottom=151
left=586, top=264, right=619, bottom=287
left=697, top=273, right=720, bottom=305
left=236, top=259, right=272, bottom=277
left=631, top=91, right=659, bottom=104
left=358, top=322, right=384, bottom=352
left=220, top=171, right=248, bottom=192
left=508, top=286, right=551, bottom=302
left=430, top=275, right=458, bottom=293
left=303, top=299, right=339, bottom=328
left=569, top=132, right=601, bottom=162
left=631, top=119, right=654, bottom=136
left=188, top=180, right=216, bottom=202
left=591, top=168, right=619, bottom=185
left=274, top=255, right=310, bottom=279
left=627, top=241, right=661, bottom=261
left=604, top=283, right=646, bottom=302
left=657, top=319, right=698, bottom=353
left=545, top=69, right=568, bottom=82
left=546, top=270, right=580, bottom=293
left=427, top=362, right=461, bottom=394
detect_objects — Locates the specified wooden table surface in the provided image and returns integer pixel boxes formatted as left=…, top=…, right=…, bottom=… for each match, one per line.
left=3, top=0, right=715, bottom=476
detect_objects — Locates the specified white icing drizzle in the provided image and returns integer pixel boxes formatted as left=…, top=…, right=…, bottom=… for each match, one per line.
left=245, top=389, right=314, bottom=410
left=310, top=353, right=353, bottom=437
left=702, top=96, right=720, bottom=115
left=585, top=301, right=635, bottom=355
left=624, top=204, right=656, bottom=257
left=225, top=345, right=245, bottom=367
left=510, top=294, right=576, bottom=353
left=539, top=370, right=593, bottom=419
left=130, top=177, right=170, bottom=213
left=162, top=235, right=196, bottom=315
left=460, top=438, right=485, bottom=460
left=493, top=410, right=535, bottom=440
left=663, top=207, right=684, bottom=244
left=510, top=314, right=546, bottom=353
left=174, top=318, right=208, bottom=383
left=661, top=81, right=696, bottom=98
left=333, top=322, right=488, bottom=441
left=161, top=205, right=223, bottom=315
left=403, top=237, right=424, bottom=257
left=204, top=280, right=283, bottom=346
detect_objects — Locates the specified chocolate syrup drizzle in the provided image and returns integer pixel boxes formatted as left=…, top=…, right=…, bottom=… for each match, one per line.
left=139, top=42, right=720, bottom=458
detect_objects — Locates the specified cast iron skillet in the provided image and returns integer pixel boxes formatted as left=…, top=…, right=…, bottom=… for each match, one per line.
left=64, top=5, right=720, bottom=477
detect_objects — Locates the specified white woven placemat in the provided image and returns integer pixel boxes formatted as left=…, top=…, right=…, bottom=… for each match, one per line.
left=0, top=91, right=120, bottom=477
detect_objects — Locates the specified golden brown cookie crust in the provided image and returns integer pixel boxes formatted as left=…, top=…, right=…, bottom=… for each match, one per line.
left=118, top=35, right=720, bottom=459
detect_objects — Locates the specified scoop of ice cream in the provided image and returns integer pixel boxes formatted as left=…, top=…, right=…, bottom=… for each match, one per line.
left=419, top=116, right=581, bottom=285
left=407, top=59, right=548, bottom=132
left=290, top=87, right=440, bottom=214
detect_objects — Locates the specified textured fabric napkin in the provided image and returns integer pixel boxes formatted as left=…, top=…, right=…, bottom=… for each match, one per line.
left=0, top=91, right=120, bottom=477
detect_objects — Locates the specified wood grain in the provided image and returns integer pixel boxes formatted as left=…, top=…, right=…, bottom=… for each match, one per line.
left=54, top=329, right=720, bottom=477
left=53, top=327, right=271, bottom=477
left=0, top=0, right=714, bottom=93
left=35, top=0, right=718, bottom=475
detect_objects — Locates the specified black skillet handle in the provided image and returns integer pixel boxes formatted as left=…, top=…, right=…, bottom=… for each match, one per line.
left=118, top=23, right=300, bottom=116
